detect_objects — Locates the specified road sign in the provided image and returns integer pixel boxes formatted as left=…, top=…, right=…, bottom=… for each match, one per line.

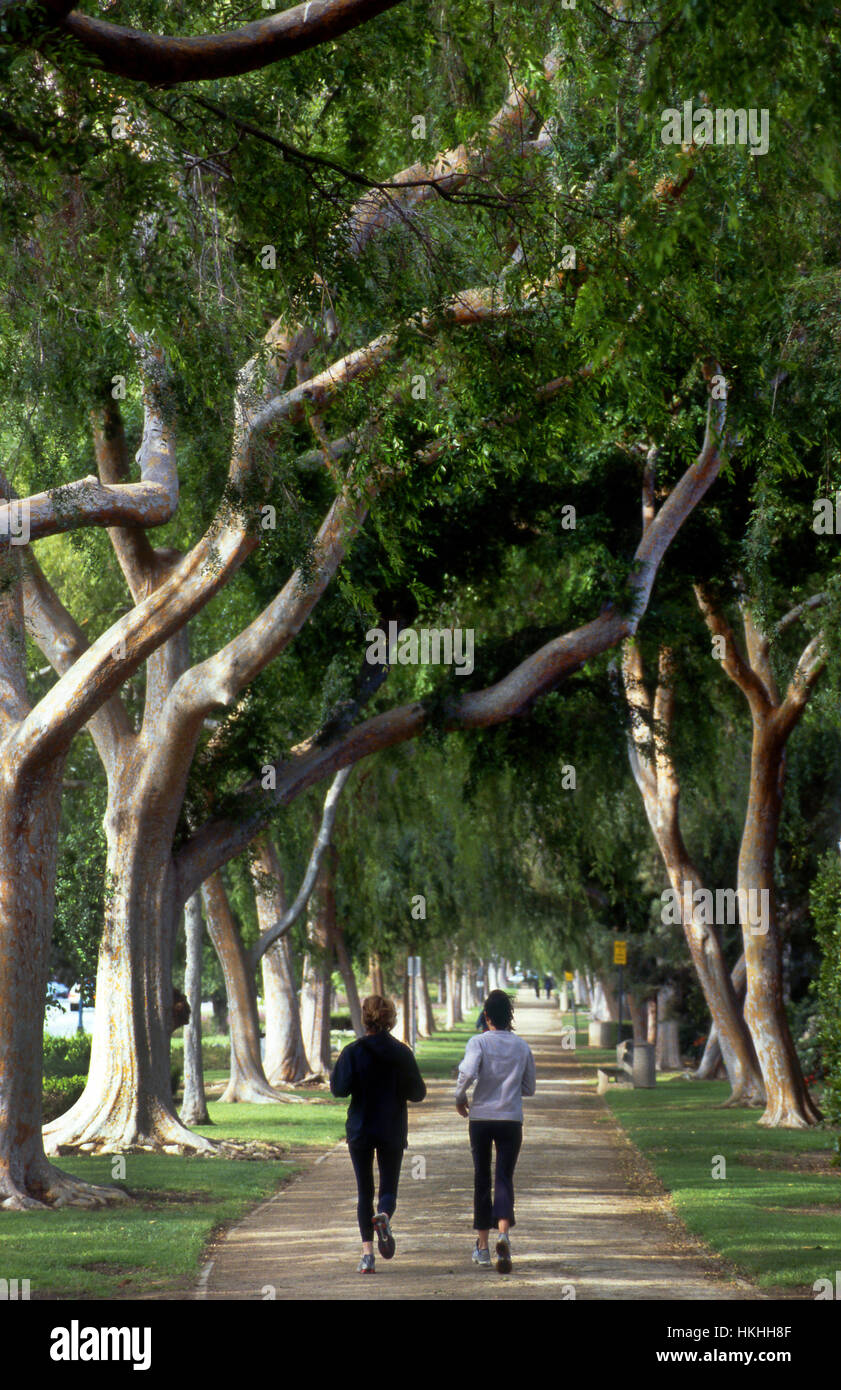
left=613, top=940, right=627, bottom=966
left=564, top=971, right=573, bottom=981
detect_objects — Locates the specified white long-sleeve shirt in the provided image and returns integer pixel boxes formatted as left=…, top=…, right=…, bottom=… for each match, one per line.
left=455, top=1030, right=536, bottom=1121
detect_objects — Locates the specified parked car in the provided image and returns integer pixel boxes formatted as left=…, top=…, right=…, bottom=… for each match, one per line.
left=46, top=980, right=70, bottom=1001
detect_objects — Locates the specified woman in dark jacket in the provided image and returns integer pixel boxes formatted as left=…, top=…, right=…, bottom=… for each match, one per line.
left=330, top=994, right=426, bottom=1273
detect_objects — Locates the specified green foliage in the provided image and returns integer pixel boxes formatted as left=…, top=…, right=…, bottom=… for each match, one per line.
left=42, top=1033, right=92, bottom=1080
left=42, top=1076, right=87, bottom=1124
left=811, top=852, right=841, bottom=1144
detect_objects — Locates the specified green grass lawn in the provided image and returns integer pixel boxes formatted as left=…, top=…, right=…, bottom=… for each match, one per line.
left=5, top=1023, right=474, bottom=1301
left=603, top=1079, right=841, bottom=1291
left=560, top=1009, right=841, bottom=1293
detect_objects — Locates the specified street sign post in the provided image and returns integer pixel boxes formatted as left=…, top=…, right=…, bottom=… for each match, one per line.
left=614, top=940, right=627, bottom=1041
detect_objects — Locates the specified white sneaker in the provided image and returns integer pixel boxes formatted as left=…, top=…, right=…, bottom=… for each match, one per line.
left=472, top=1241, right=491, bottom=1267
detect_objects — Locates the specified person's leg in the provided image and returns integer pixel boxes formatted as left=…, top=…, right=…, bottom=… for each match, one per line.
left=375, top=1143, right=404, bottom=1220
left=469, top=1120, right=494, bottom=1247
left=348, top=1142, right=376, bottom=1254
left=491, top=1121, right=523, bottom=1232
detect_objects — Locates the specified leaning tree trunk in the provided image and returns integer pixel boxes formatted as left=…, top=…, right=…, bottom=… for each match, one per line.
left=202, top=872, right=298, bottom=1104
left=0, top=760, right=124, bottom=1206
left=739, top=728, right=821, bottom=1127
left=44, top=771, right=215, bottom=1155
left=180, top=893, right=211, bottom=1126
left=693, top=955, right=746, bottom=1081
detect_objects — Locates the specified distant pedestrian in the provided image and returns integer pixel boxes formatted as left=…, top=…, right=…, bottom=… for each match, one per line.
left=533, top=975, right=541, bottom=998
left=476, top=1006, right=489, bottom=1033
left=455, top=990, right=536, bottom=1274
left=543, top=973, right=554, bottom=998
left=330, top=995, right=426, bottom=1273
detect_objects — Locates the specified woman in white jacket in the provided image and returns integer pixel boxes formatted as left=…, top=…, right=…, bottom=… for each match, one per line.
left=455, top=989, right=536, bottom=1273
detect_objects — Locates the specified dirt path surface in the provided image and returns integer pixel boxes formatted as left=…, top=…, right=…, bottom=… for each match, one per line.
left=201, top=998, right=761, bottom=1301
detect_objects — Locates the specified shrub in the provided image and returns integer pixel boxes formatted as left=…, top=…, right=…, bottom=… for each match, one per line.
left=42, top=1075, right=86, bottom=1123
left=43, top=1033, right=92, bottom=1079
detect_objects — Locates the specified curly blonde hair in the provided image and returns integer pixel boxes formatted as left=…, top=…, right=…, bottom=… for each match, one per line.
left=362, top=994, right=397, bottom=1033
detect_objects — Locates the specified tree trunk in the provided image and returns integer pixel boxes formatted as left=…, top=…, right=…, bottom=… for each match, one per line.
left=624, top=643, right=766, bottom=1106
left=418, top=959, right=435, bottom=1037
left=369, top=952, right=384, bottom=996
left=460, top=964, right=472, bottom=1016
left=0, top=762, right=125, bottom=1206
left=44, top=775, right=215, bottom=1155
left=693, top=955, right=745, bottom=1080
left=202, top=872, right=297, bottom=1103
left=180, top=893, right=211, bottom=1126
left=592, top=974, right=618, bottom=1022
left=628, top=993, right=646, bottom=1044
left=262, top=939, right=310, bottom=1083
left=646, top=997, right=658, bottom=1046
left=299, top=858, right=335, bottom=1076
left=739, top=726, right=821, bottom=1127
left=446, top=959, right=462, bottom=1027
left=251, top=837, right=311, bottom=1083
left=333, top=919, right=364, bottom=1037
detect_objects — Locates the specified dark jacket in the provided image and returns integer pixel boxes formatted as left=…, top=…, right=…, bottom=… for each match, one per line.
left=330, top=1030, right=426, bottom=1148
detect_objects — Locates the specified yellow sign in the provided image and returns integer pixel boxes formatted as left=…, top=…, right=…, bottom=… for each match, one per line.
left=564, top=971, right=574, bottom=981
left=613, top=940, right=627, bottom=965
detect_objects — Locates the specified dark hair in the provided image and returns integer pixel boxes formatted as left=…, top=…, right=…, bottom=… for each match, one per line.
left=483, top=990, right=514, bottom=1030
left=362, top=994, right=397, bottom=1033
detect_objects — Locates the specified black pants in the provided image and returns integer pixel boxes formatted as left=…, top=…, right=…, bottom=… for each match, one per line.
left=469, top=1119, right=523, bottom=1230
left=347, top=1141, right=404, bottom=1241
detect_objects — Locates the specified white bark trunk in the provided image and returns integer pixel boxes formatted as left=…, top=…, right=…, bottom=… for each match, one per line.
left=180, top=893, right=210, bottom=1126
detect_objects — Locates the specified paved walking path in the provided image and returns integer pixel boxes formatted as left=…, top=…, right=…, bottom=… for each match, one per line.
left=200, top=997, right=761, bottom=1300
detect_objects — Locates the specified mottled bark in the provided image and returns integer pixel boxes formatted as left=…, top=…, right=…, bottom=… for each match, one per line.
left=695, top=589, right=824, bottom=1126
left=623, top=642, right=765, bottom=1105
left=44, top=763, right=214, bottom=1154
left=180, top=893, right=211, bottom=1126
left=0, top=756, right=125, bottom=1206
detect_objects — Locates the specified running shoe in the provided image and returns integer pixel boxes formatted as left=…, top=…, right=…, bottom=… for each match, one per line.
left=357, top=1253, right=376, bottom=1274
left=495, top=1232, right=512, bottom=1274
left=373, top=1211, right=396, bottom=1260
left=471, top=1241, right=491, bottom=1267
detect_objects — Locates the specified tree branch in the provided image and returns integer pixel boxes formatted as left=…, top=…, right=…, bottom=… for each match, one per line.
left=247, top=767, right=351, bottom=969
left=44, top=0, right=408, bottom=85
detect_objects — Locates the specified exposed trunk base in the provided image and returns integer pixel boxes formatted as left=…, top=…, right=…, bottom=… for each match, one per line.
left=0, top=1161, right=129, bottom=1211
left=44, top=1094, right=218, bottom=1156
left=217, top=1075, right=304, bottom=1104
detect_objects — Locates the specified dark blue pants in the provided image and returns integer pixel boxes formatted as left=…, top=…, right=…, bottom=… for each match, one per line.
left=469, top=1119, right=523, bottom=1230
left=348, top=1141, right=403, bottom=1241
